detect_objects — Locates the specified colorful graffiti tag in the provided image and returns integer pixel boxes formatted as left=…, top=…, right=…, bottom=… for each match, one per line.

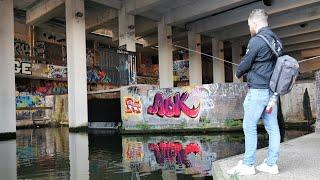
left=48, top=65, right=67, bottom=79
left=124, top=97, right=142, bottom=114
left=147, top=92, right=200, bottom=118
left=87, top=66, right=111, bottom=83
left=148, top=141, right=201, bottom=167
left=16, top=95, right=46, bottom=108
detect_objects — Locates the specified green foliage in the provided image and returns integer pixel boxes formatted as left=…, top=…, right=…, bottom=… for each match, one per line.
left=224, top=119, right=242, bottom=127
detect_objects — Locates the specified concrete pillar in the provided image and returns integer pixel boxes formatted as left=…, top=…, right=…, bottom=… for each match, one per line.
left=158, top=18, right=173, bottom=88
left=0, top=0, right=16, bottom=136
left=212, top=38, right=225, bottom=83
left=118, top=3, right=136, bottom=52
left=315, top=71, right=320, bottom=134
left=69, top=133, right=89, bottom=180
left=65, top=0, right=88, bottom=128
left=188, top=31, right=202, bottom=86
left=0, top=140, right=16, bottom=179
left=231, top=41, right=243, bottom=82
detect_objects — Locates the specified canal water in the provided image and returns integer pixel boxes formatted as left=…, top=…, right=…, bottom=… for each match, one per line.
left=3, top=128, right=310, bottom=179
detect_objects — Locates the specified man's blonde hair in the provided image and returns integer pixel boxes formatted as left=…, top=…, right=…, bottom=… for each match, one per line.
left=248, top=9, right=268, bottom=25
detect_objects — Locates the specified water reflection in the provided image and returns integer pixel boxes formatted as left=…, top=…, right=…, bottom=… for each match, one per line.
left=10, top=128, right=311, bottom=179
left=0, top=140, right=16, bottom=180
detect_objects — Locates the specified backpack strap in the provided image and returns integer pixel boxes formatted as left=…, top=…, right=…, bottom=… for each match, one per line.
left=257, top=35, right=279, bottom=57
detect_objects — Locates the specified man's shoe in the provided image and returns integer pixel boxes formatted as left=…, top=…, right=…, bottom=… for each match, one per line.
left=256, top=159, right=279, bottom=174
left=227, top=160, right=256, bottom=175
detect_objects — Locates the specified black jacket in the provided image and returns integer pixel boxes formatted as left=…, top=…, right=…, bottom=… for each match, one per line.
left=236, top=27, right=283, bottom=89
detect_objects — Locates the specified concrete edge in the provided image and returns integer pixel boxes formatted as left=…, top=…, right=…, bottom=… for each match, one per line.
left=211, top=133, right=318, bottom=179
left=0, top=132, right=16, bottom=141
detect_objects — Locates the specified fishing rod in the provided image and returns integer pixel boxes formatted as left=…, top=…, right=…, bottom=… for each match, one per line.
left=169, top=43, right=320, bottom=66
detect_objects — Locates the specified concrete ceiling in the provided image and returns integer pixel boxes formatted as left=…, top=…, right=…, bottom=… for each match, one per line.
left=13, top=0, right=320, bottom=54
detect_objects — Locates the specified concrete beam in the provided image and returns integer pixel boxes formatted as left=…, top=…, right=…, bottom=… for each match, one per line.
left=190, top=0, right=320, bottom=33
left=126, top=0, right=162, bottom=15
left=26, top=0, right=65, bottom=25
left=211, top=3, right=320, bottom=40
left=85, top=8, right=117, bottom=32
left=164, top=0, right=248, bottom=25
left=90, top=0, right=121, bottom=9
left=283, top=31, right=320, bottom=46
left=285, top=40, right=320, bottom=52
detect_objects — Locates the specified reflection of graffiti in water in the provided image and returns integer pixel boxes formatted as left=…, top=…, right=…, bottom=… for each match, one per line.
left=16, top=95, right=45, bottom=108
left=124, top=97, right=142, bottom=114
left=124, top=141, right=144, bottom=162
left=147, top=92, right=200, bottom=118
left=148, top=141, right=201, bottom=167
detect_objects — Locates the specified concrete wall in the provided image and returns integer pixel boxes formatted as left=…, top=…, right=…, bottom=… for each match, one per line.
left=120, top=83, right=247, bottom=131
left=281, top=82, right=316, bottom=122
left=121, top=82, right=316, bottom=131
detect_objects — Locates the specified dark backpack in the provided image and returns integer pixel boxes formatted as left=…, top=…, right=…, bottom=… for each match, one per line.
left=257, top=35, right=300, bottom=95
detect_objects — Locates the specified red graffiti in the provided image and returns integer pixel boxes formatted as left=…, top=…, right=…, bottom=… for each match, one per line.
left=125, top=98, right=142, bottom=114
left=148, top=141, right=201, bottom=166
left=147, top=92, right=200, bottom=118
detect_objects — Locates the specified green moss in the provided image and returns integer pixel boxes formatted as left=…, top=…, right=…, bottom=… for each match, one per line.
left=224, top=119, right=242, bottom=127
left=135, top=123, right=150, bottom=130
left=69, top=126, right=88, bottom=132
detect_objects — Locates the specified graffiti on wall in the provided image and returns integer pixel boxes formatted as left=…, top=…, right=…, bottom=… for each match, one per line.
left=15, top=60, right=32, bottom=75
left=35, top=82, right=68, bottom=95
left=16, top=95, right=45, bottom=108
left=173, top=60, right=189, bottom=81
left=124, top=97, right=142, bottom=114
left=147, top=92, right=200, bottom=118
left=14, top=39, right=30, bottom=57
left=87, top=66, right=111, bottom=83
left=48, top=65, right=67, bottom=79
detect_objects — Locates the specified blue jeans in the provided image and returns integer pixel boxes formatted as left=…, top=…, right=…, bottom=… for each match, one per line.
left=243, top=89, right=280, bottom=166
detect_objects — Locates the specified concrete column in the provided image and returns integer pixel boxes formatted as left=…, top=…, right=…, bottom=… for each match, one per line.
left=158, top=18, right=173, bottom=88
left=65, top=0, right=88, bottom=128
left=315, top=71, right=320, bottom=134
left=212, top=38, right=225, bottom=83
left=0, top=140, right=16, bottom=179
left=69, top=133, right=89, bottom=180
left=188, top=31, right=202, bottom=86
left=231, top=41, right=243, bottom=82
left=0, top=0, right=16, bottom=136
left=118, top=3, right=136, bottom=52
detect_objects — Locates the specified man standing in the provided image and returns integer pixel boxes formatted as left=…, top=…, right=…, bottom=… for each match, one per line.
left=227, top=9, right=283, bottom=175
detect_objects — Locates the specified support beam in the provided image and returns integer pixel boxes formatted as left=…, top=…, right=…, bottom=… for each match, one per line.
left=26, top=0, right=65, bottom=25
left=212, top=39, right=225, bottom=83
left=164, top=0, right=248, bottom=25
left=188, top=31, right=202, bottom=86
left=0, top=0, right=16, bottom=136
left=65, top=0, right=88, bottom=128
left=211, top=3, right=320, bottom=40
left=190, top=0, right=320, bottom=34
left=231, top=41, right=242, bottom=83
left=126, top=0, right=162, bottom=15
left=158, top=18, right=173, bottom=88
left=301, top=48, right=320, bottom=58
left=283, top=31, right=320, bottom=46
left=285, top=40, right=320, bottom=52
left=118, top=4, right=136, bottom=52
